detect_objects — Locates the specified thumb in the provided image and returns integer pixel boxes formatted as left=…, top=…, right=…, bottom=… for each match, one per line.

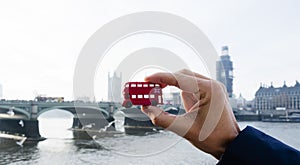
left=141, top=106, right=176, bottom=128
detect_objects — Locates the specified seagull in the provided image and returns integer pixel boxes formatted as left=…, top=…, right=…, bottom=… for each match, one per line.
left=16, top=137, right=27, bottom=147
left=19, top=120, right=24, bottom=127
left=82, top=123, right=95, bottom=129
left=99, top=121, right=115, bottom=132
left=7, top=107, right=15, bottom=116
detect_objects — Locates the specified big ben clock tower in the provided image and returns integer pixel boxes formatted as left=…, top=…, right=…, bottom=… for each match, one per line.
left=216, top=46, right=234, bottom=97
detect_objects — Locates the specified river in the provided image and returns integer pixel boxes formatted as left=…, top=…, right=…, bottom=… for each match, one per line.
left=0, top=114, right=300, bottom=165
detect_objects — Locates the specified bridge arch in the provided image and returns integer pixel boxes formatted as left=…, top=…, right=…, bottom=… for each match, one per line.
left=288, top=111, right=300, bottom=116
left=0, top=105, right=30, bottom=119
left=37, top=106, right=109, bottom=118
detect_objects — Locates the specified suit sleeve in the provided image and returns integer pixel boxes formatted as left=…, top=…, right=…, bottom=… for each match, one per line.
left=217, top=126, right=300, bottom=165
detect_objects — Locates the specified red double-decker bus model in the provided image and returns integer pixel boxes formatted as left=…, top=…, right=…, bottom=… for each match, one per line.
left=122, top=82, right=163, bottom=108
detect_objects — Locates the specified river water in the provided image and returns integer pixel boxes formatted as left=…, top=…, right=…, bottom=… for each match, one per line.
left=1, top=115, right=300, bottom=165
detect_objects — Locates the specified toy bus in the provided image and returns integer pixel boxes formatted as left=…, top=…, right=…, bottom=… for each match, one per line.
left=122, top=82, right=163, bottom=108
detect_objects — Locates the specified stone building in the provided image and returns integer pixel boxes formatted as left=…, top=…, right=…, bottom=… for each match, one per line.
left=171, top=92, right=182, bottom=105
left=255, top=81, right=300, bottom=110
left=237, top=94, right=247, bottom=109
left=108, top=72, right=122, bottom=103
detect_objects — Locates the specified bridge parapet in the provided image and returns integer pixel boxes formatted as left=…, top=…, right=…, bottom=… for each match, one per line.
left=0, top=100, right=121, bottom=120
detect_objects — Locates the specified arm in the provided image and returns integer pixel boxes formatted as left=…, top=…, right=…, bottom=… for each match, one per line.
left=218, top=126, right=300, bottom=165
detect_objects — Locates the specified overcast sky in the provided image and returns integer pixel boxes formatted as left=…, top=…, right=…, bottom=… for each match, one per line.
left=0, top=0, right=299, bottom=100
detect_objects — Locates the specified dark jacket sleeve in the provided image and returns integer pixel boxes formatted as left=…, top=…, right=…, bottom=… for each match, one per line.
left=217, top=126, right=300, bottom=165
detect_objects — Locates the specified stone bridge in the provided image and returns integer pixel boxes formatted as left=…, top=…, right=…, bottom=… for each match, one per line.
left=0, top=100, right=121, bottom=140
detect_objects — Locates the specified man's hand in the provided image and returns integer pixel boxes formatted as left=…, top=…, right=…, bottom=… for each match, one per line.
left=141, top=69, right=240, bottom=159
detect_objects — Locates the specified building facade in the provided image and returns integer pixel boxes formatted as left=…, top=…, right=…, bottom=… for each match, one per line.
left=108, top=72, right=122, bottom=103
left=255, top=81, right=300, bottom=110
left=171, top=92, right=182, bottom=106
left=216, top=46, right=234, bottom=97
left=237, top=94, right=247, bottom=109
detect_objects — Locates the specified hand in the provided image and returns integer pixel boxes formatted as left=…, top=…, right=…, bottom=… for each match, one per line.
left=141, top=69, right=240, bottom=159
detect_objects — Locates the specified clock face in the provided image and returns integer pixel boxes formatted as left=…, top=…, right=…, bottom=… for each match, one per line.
left=222, top=50, right=229, bottom=55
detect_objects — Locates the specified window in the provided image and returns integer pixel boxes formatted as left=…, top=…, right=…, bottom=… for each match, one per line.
left=155, top=84, right=160, bottom=87
left=125, top=84, right=129, bottom=87
left=221, top=71, right=225, bottom=77
left=144, top=95, right=149, bottom=98
left=132, top=95, right=136, bottom=98
left=137, top=84, right=142, bottom=87
left=154, top=88, right=160, bottom=93
left=150, top=95, right=155, bottom=98
left=138, top=95, right=143, bottom=98
left=229, top=70, right=233, bottom=78
left=143, top=84, right=148, bottom=87
left=158, top=95, right=162, bottom=103
left=150, top=84, right=154, bottom=87
left=131, top=84, right=136, bottom=87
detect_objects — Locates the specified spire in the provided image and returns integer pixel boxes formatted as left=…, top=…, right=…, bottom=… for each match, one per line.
left=283, top=81, right=287, bottom=88
left=270, top=82, right=274, bottom=88
left=295, top=80, right=300, bottom=87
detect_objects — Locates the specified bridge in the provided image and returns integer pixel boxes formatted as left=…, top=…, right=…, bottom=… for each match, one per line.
left=0, top=100, right=121, bottom=140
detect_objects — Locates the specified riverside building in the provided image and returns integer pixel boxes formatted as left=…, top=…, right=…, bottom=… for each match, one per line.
left=255, top=81, right=300, bottom=110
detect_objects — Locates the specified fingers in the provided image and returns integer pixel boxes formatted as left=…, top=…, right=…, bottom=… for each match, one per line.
left=145, top=70, right=207, bottom=93
left=142, top=105, right=198, bottom=137
left=141, top=105, right=176, bottom=128
left=144, top=72, right=178, bottom=88
left=181, top=91, right=199, bottom=112
left=177, top=69, right=210, bottom=80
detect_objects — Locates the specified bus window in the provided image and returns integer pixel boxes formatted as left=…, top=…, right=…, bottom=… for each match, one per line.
left=125, top=84, right=129, bottom=87
left=150, top=94, right=155, bottom=98
left=138, top=95, right=143, bottom=98
left=131, top=84, right=136, bottom=87
left=132, top=95, right=136, bottom=98
left=155, top=84, right=160, bottom=87
left=143, top=84, right=148, bottom=87
left=154, top=88, right=161, bottom=93
left=150, top=84, right=154, bottom=87
left=137, top=84, right=142, bottom=87
left=144, top=95, right=149, bottom=98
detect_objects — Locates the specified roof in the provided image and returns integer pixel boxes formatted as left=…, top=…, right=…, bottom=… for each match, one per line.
left=255, top=81, right=300, bottom=96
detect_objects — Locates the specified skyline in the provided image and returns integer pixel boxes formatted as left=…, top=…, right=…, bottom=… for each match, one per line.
left=0, top=0, right=300, bottom=100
